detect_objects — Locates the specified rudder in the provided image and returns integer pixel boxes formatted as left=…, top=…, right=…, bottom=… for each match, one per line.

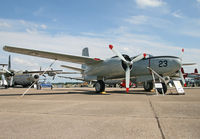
left=81, top=47, right=89, bottom=70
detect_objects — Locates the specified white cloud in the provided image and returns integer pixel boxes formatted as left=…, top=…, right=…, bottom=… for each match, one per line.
left=0, top=18, right=47, bottom=33
left=13, top=57, right=39, bottom=67
left=197, top=0, right=200, bottom=3
left=135, top=0, right=165, bottom=8
left=172, top=10, right=183, bottom=18
left=33, top=7, right=45, bottom=17
left=125, top=15, right=148, bottom=25
left=0, top=22, right=11, bottom=28
left=182, top=31, right=200, bottom=38
left=40, top=24, right=47, bottom=29
left=125, top=15, right=172, bottom=29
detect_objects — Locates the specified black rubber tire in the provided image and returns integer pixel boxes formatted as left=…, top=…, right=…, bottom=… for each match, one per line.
left=157, top=83, right=167, bottom=94
left=4, top=85, right=8, bottom=89
left=95, top=80, right=105, bottom=93
left=143, top=82, right=153, bottom=92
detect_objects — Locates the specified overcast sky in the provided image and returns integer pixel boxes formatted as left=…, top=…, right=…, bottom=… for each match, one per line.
left=0, top=0, right=200, bottom=82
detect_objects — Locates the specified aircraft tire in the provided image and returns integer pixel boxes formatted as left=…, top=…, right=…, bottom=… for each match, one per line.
left=157, top=83, right=167, bottom=94
left=143, top=81, right=153, bottom=92
left=95, top=80, right=105, bottom=93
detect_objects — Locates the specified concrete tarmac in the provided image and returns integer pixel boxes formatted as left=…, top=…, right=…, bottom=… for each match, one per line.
left=0, top=87, right=200, bottom=139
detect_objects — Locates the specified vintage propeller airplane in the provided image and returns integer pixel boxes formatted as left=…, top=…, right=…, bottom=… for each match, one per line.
left=3, top=45, right=185, bottom=93
left=1, top=55, right=76, bottom=88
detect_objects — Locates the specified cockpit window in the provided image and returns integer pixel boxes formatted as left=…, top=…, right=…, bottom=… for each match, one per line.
left=112, top=54, right=154, bottom=59
left=111, top=56, right=118, bottom=58
left=130, top=54, right=153, bottom=60
left=145, top=54, right=153, bottom=58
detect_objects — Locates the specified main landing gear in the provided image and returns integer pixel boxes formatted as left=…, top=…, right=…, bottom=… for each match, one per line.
left=95, top=80, right=105, bottom=93
left=157, top=83, right=167, bottom=94
left=143, top=81, right=167, bottom=94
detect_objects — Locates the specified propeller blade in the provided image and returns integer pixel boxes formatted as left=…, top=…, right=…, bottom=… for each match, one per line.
left=109, top=45, right=128, bottom=63
left=179, top=69, right=186, bottom=87
left=125, top=67, right=130, bottom=93
left=131, top=53, right=146, bottom=64
left=3, top=67, right=11, bottom=74
left=180, top=48, right=184, bottom=61
left=10, top=76, right=13, bottom=86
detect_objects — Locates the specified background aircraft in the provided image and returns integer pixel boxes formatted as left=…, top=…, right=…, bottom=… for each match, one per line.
left=181, top=68, right=200, bottom=87
left=3, top=55, right=75, bottom=88
left=0, top=64, right=10, bottom=88
left=3, top=45, right=185, bottom=93
left=181, top=68, right=200, bottom=79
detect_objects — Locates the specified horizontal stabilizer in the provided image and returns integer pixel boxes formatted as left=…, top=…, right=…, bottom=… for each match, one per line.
left=0, top=64, right=8, bottom=67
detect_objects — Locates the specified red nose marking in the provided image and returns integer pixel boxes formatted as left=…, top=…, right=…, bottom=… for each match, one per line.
left=143, top=53, right=147, bottom=58
left=182, top=48, right=184, bottom=52
left=109, top=45, right=113, bottom=50
left=126, top=88, right=129, bottom=93
left=184, top=83, right=187, bottom=87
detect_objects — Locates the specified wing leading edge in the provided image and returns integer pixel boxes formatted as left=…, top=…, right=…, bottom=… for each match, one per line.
left=3, top=46, right=103, bottom=65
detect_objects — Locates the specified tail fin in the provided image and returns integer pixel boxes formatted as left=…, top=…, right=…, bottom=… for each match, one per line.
left=181, top=67, right=184, bottom=74
left=8, top=55, right=11, bottom=70
left=81, top=47, right=89, bottom=70
left=194, top=68, right=198, bottom=73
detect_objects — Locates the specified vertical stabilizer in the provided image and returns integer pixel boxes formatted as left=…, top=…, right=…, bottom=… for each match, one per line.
left=181, top=67, right=184, bottom=74
left=81, top=47, right=89, bottom=69
left=8, top=55, right=11, bottom=70
left=194, top=68, right=198, bottom=73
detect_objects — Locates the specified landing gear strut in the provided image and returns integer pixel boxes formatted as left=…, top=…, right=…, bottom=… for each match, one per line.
left=95, top=80, right=105, bottom=93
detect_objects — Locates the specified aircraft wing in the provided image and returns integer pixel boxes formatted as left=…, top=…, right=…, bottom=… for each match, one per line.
left=0, top=70, right=6, bottom=74
left=61, top=65, right=84, bottom=72
left=3, top=46, right=103, bottom=65
left=58, top=75, right=84, bottom=81
left=22, top=70, right=62, bottom=74
left=182, top=63, right=197, bottom=66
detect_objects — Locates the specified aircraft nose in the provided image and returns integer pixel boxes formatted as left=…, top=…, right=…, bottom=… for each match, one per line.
left=34, top=74, right=39, bottom=79
left=174, top=58, right=182, bottom=70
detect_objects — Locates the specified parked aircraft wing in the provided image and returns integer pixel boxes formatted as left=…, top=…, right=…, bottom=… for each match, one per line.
left=0, top=70, right=6, bottom=74
left=3, top=46, right=103, bottom=65
left=182, top=63, right=197, bottom=66
left=61, top=65, right=84, bottom=72
left=22, top=70, right=62, bottom=74
left=58, top=75, right=84, bottom=81
left=59, top=71, right=81, bottom=74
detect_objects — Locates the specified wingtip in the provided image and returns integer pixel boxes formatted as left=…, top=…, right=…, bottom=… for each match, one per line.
left=3, top=45, right=10, bottom=51
left=109, top=44, right=113, bottom=50
left=143, top=53, right=147, bottom=58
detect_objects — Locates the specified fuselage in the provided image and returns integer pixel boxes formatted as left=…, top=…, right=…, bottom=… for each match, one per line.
left=83, top=55, right=181, bottom=81
left=13, top=73, right=39, bottom=87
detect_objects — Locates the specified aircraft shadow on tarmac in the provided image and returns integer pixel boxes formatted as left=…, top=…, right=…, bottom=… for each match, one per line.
left=0, top=88, right=157, bottom=96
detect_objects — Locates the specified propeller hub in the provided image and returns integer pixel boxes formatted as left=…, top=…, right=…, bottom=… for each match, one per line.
left=121, top=54, right=132, bottom=71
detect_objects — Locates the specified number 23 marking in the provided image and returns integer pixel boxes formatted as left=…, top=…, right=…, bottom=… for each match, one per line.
left=159, top=60, right=168, bottom=67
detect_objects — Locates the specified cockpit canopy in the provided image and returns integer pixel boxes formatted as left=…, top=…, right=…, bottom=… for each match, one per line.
left=111, top=54, right=153, bottom=60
